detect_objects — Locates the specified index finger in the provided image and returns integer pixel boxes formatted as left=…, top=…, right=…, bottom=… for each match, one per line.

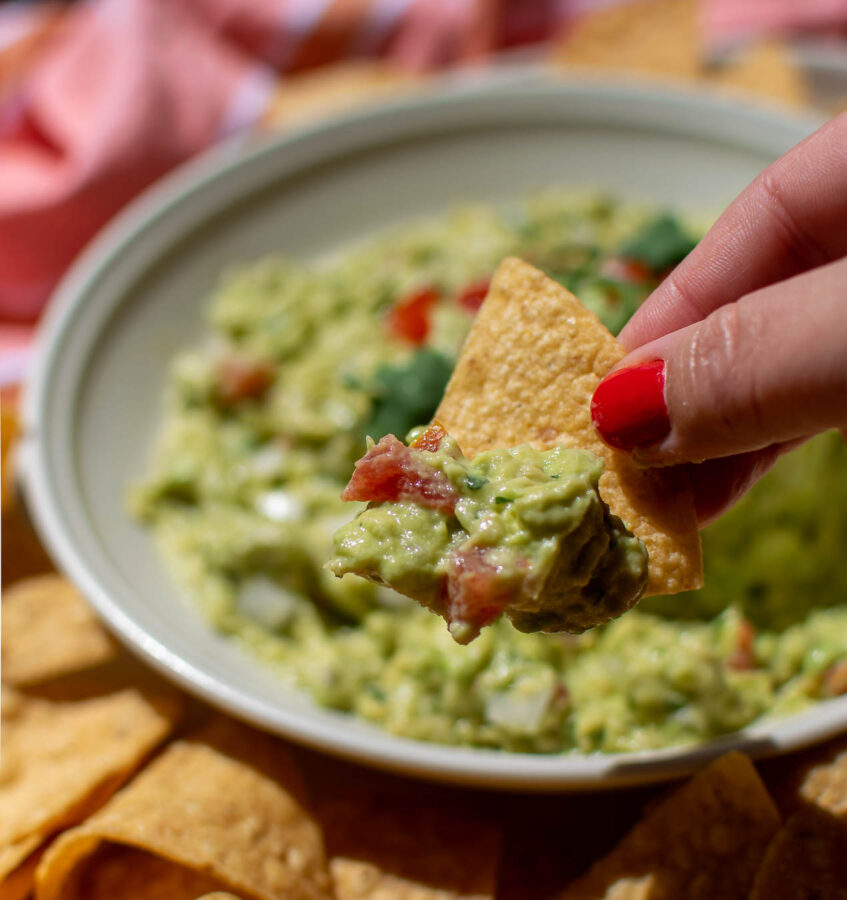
left=619, top=110, right=847, bottom=351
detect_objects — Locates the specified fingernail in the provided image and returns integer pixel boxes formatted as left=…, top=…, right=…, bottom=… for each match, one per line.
left=591, top=359, right=670, bottom=452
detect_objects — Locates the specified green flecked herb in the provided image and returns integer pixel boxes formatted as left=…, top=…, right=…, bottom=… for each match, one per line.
left=465, top=474, right=487, bottom=491
left=620, top=214, right=697, bottom=274
left=360, top=348, right=453, bottom=442
left=494, top=496, right=512, bottom=504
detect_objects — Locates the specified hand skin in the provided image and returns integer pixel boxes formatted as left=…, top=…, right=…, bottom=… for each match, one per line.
left=598, top=111, right=847, bottom=525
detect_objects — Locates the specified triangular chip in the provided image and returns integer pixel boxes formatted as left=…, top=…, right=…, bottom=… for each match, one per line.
left=1, top=576, right=118, bottom=687
left=0, top=683, right=180, bottom=900
left=549, top=0, right=701, bottom=82
left=435, top=258, right=702, bottom=595
left=310, top=763, right=499, bottom=900
left=35, top=719, right=332, bottom=900
left=556, top=752, right=780, bottom=899
left=749, top=805, right=847, bottom=900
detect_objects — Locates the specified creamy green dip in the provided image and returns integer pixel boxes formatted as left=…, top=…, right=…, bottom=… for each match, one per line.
left=133, top=191, right=847, bottom=754
left=328, top=430, right=648, bottom=643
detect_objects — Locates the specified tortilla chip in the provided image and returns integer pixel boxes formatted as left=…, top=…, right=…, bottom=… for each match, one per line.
left=435, top=258, right=702, bottom=595
left=799, top=745, right=847, bottom=816
left=707, top=40, right=809, bottom=109
left=311, top=764, right=499, bottom=900
left=1, top=393, right=18, bottom=516
left=56, top=845, right=230, bottom=900
left=549, top=0, right=701, bottom=82
left=749, top=805, right=847, bottom=900
left=264, top=62, right=422, bottom=131
left=35, top=719, right=332, bottom=900
left=556, top=753, right=780, bottom=899
left=0, top=835, right=42, bottom=900
left=0, top=685, right=179, bottom=850
left=194, top=895, right=247, bottom=900
left=1, top=576, right=118, bottom=686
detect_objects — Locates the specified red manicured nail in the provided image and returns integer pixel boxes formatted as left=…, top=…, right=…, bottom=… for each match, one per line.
left=591, top=360, right=670, bottom=452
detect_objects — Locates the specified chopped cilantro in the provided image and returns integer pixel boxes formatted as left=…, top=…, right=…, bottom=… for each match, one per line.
left=494, top=496, right=512, bottom=504
left=465, top=474, right=488, bottom=491
left=361, top=348, right=453, bottom=442
left=620, top=214, right=696, bottom=274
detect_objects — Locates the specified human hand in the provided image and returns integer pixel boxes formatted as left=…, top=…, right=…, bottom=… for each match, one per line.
left=590, top=112, right=847, bottom=524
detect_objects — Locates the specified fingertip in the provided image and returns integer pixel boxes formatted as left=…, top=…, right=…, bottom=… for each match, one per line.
left=591, top=360, right=670, bottom=453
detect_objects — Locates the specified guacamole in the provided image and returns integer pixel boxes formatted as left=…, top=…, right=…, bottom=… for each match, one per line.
left=133, top=191, right=847, bottom=754
left=329, top=426, right=648, bottom=643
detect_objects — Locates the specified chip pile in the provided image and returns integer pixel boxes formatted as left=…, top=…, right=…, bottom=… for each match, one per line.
left=3, top=573, right=847, bottom=897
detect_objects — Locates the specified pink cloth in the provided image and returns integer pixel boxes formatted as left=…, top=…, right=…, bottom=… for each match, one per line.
left=703, top=0, right=847, bottom=47
left=2, top=0, right=847, bottom=383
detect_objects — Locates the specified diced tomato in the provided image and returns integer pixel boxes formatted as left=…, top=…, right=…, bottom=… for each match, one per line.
left=410, top=423, right=446, bottom=453
left=216, top=356, right=274, bottom=408
left=342, top=434, right=457, bottom=514
left=444, top=545, right=524, bottom=644
left=601, top=257, right=652, bottom=284
left=386, top=288, right=439, bottom=344
left=823, top=660, right=847, bottom=696
left=726, top=618, right=756, bottom=671
left=457, top=278, right=490, bottom=314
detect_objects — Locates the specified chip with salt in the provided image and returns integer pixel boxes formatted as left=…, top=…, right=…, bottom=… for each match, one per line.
left=0, top=685, right=180, bottom=900
left=555, top=752, right=779, bottom=899
left=435, top=257, right=702, bottom=596
left=54, top=846, right=231, bottom=900
left=1, top=576, right=117, bottom=686
left=310, top=763, right=499, bottom=900
left=35, top=719, right=332, bottom=900
left=749, top=804, right=847, bottom=900
left=799, top=743, right=847, bottom=816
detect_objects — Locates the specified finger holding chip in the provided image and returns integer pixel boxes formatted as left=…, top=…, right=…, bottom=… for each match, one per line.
left=330, top=258, right=702, bottom=642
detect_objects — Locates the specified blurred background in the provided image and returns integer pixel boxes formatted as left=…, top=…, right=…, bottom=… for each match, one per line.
left=4, top=0, right=847, bottom=391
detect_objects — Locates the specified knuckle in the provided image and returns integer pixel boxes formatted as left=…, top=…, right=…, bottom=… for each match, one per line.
left=755, top=166, right=830, bottom=269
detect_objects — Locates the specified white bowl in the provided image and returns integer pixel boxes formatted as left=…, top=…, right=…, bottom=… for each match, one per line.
left=22, top=75, right=844, bottom=790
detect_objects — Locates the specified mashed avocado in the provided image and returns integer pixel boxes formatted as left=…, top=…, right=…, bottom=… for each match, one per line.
left=133, top=191, right=847, bottom=754
left=328, top=427, right=647, bottom=643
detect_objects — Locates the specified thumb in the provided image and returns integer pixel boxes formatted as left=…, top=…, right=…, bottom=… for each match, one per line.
left=591, top=257, right=847, bottom=464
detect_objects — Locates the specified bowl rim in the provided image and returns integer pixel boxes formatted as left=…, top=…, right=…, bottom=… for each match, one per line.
left=21, top=73, right=844, bottom=791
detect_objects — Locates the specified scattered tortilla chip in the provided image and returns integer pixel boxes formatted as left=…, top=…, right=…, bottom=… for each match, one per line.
left=55, top=845, right=231, bottom=900
left=0, top=685, right=179, bottom=899
left=707, top=40, right=809, bottom=109
left=36, top=719, right=332, bottom=900
left=556, top=753, right=780, bottom=900
left=1, top=391, right=19, bottom=516
left=435, top=258, right=702, bottom=595
left=749, top=805, right=847, bottom=900
left=0, top=835, right=42, bottom=900
left=311, top=764, right=499, bottom=900
left=799, top=745, right=847, bottom=816
left=195, top=894, right=246, bottom=900
left=263, top=62, right=422, bottom=131
left=0, top=685, right=179, bottom=848
left=1, top=576, right=118, bottom=686
left=549, top=0, right=701, bottom=82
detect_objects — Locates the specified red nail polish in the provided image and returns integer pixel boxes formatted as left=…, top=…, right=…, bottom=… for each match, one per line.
left=591, top=360, right=670, bottom=452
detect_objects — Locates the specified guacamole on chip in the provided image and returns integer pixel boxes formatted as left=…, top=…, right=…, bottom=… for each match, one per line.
left=329, top=425, right=648, bottom=643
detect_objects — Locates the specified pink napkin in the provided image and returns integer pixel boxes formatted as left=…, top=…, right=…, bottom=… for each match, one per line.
left=2, top=0, right=847, bottom=387
left=703, top=0, right=847, bottom=47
